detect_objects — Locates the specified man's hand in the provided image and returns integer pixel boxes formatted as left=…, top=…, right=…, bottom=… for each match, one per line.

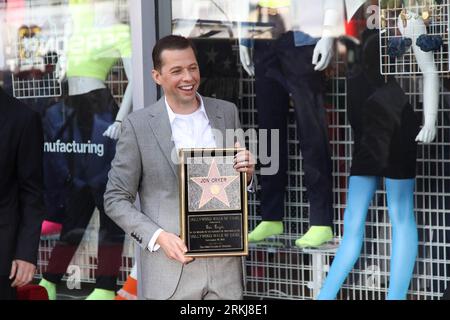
left=156, top=231, right=194, bottom=265
left=234, top=142, right=255, bottom=185
left=9, top=260, right=36, bottom=288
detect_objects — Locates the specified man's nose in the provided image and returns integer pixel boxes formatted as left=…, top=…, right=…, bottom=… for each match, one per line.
left=182, top=69, right=194, bottom=81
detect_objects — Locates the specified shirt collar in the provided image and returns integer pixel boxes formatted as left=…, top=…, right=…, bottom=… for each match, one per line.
left=165, top=93, right=208, bottom=125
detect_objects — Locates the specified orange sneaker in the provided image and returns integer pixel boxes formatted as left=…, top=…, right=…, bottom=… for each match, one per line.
left=115, top=275, right=137, bottom=300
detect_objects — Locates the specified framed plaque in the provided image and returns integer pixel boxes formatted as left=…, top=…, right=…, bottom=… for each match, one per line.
left=179, top=148, right=248, bottom=257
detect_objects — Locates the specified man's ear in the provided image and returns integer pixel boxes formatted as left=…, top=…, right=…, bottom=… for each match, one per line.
left=152, top=69, right=161, bottom=85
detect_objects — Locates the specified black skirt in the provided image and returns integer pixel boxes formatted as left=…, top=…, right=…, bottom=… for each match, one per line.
left=347, top=74, right=420, bottom=179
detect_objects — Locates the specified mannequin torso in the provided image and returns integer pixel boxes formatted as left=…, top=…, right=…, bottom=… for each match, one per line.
left=62, top=0, right=133, bottom=139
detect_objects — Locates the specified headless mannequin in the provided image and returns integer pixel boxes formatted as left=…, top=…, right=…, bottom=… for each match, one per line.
left=39, top=0, right=132, bottom=300
left=239, top=0, right=343, bottom=247
left=171, top=0, right=201, bottom=38
left=239, top=0, right=339, bottom=75
left=67, top=58, right=133, bottom=139
left=62, top=0, right=133, bottom=139
left=318, top=4, right=438, bottom=300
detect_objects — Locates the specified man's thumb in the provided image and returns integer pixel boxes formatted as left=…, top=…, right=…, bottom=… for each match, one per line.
left=9, top=261, right=17, bottom=279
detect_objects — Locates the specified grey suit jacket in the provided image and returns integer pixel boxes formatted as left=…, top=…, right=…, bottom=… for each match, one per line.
left=104, top=96, right=247, bottom=299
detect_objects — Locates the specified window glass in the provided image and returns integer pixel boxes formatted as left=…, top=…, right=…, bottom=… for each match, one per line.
left=0, top=0, right=133, bottom=300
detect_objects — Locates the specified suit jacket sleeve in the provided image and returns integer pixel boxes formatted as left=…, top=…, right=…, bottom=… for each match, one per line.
left=104, top=117, right=161, bottom=250
left=14, top=111, right=45, bottom=266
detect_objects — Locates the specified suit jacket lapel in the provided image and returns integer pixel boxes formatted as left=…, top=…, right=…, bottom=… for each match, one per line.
left=148, top=97, right=178, bottom=178
left=147, top=96, right=228, bottom=179
left=204, top=99, right=227, bottom=148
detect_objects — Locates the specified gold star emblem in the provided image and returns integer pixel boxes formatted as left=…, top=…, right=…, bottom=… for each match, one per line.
left=190, top=159, right=239, bottom=209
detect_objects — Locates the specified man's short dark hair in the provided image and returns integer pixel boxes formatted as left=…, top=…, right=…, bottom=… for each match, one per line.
left=152, top=35, right=197, bottom=71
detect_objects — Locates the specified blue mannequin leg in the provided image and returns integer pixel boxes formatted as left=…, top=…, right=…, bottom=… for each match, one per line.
left=317, top=176, right=378, bottom=300
left=385, top=178, right=417, bottom=300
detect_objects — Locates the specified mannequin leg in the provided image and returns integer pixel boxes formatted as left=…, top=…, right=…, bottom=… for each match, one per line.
left=442, top=285, right=450, bottom=300
left=277, top=42, right=333, bottom=247
left=86, top=188, right=124, bottom=300
left=317, top=176, right=378, bottom=300
left=248, top=39, right=290, bottom=242
left=41, top=186, right=95, bottom=299
left=385, top=178, right=417, bottom=300
left=287, top=49, right=333, bottom=228
left=115, top=264, right=138, bottom=300
left=88, top=206, right=124, bottom=299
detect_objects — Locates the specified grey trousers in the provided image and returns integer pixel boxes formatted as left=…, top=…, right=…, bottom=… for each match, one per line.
left=168, top=257, right=244, bottom=300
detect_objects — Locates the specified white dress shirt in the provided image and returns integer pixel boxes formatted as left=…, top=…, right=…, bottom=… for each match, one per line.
left=148, top=94, right=216, bottom=252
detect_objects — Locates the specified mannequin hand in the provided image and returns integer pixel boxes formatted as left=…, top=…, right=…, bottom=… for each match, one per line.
left=239, top=45, right=255, bottom=77
left=103, top=122, right=122, bottom=140
left=7, top=59, right=18, bottom=73
left=312, top=37, right=334, bottom=71
left=415, top=125, right=436, bottom=143
left=55, top=60, right=66, bottom=83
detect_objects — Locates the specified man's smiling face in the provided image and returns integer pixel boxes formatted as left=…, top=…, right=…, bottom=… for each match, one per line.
left=152, top=47, right=200, bottom=111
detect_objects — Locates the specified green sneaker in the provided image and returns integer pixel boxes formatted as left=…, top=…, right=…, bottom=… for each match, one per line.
left=39, top=278, right=57, bottom=300
left=248, top=221, right=283, bottom=242
left=295, top=226, right=333, bottom=248
left=85, top=288, right=116, bottom=300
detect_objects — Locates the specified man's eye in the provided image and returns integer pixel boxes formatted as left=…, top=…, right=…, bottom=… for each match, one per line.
left=172, top=70, right=182, bottom=74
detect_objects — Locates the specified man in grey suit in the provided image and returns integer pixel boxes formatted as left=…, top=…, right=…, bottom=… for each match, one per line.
left=104, top=35, right=255, bottom=300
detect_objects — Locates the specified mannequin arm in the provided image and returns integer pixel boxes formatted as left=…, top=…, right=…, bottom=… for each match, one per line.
left=115, top=57, right=133, bottom=123
left=237, top=0, right=254, bottom=76
left=173, top=0, right=198, bottom=37
left=398, top=13, right=438, bottom=143
left=239, top=45, right=255, bottom=77
left=55, top=21, right=71, bottom=83
left=103, top=57, right=133, bottom=140
left=313, top=0, right=343, bottom=71
left=56, top=54, right=67, bottom=83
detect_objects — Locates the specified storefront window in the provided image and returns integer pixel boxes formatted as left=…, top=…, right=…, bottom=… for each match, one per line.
left=1, top=0, right=133, bottom=300
left=2, top=0, right=450, bottom=302
left=167, top=0, right=450, bottom=301
left=168, top=0, right=349, bottom=299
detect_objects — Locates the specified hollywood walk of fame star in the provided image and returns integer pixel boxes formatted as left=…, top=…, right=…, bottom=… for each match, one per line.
left=205, top=47, right=218, bottom=64
left=223, top=58, right=232, bottom=70
left=190, top=159, right=239, bottom=209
